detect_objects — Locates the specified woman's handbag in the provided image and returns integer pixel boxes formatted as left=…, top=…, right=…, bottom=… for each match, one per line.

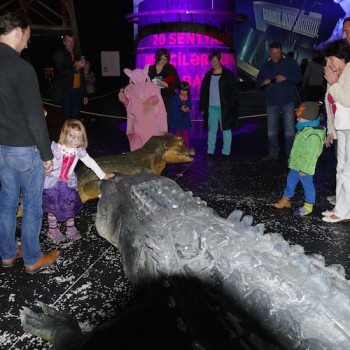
left=334, top=102, right=350, bottom=130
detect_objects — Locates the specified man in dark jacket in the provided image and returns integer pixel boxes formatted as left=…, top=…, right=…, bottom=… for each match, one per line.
left=256, top=41, right=302, bottom=160
left=52, top=32, right=88, bottom=120
left=199, top=51, right=238, bottom=159
left=0, top=12, right=59, bottom=273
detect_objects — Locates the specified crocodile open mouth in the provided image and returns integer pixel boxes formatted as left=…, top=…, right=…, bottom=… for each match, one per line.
left=177, top=152, right=193, bottom=159
left=163, top=148, right=195, bottom=163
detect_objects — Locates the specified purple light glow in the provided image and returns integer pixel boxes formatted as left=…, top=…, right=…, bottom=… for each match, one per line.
left=132, top=0, right=238, bottom=119
left=136, top=32, right=236, bottom=107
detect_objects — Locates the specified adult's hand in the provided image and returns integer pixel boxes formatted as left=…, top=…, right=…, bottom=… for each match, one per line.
left=275, top=75, right=286, bottom=83
left=43, top=160, right=53, bottom=175
left=325, top=133, right=334, bottom=148
left=324, top=66, right=339, bottom=85
left=118, top=88, right=126, bottom=103
left=261, top=79, right=271, bottom=86
left=75, top=60, right=85, bottom=70
left=159, top=80, right=169, bottom=88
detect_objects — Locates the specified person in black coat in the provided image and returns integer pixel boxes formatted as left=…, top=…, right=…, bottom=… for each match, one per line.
left=199, top=51, right=238, bottom=159
left=148, top=48, right=181, bottom=129
left=52, top=32, right=88, bottom=120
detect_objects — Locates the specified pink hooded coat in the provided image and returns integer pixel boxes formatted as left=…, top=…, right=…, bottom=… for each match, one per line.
left=122, top=65, right=167, bottom=151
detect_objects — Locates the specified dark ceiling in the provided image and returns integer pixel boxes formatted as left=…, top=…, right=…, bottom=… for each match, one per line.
left=0, top=0, right=73, bottom=36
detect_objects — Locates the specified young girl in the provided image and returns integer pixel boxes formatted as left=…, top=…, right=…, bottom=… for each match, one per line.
left=42, top=119, right=114, bottom=242
left=169, top=81, right=192, bottom=147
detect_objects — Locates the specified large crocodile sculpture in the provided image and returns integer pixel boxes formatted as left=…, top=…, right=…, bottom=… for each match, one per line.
left=76, top=133, right=195, bottom=203
left=21, top=173, right=350, bottom=349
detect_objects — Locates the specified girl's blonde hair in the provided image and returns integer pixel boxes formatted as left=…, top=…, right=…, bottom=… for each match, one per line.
left=58, top=119, right=88, bottom=149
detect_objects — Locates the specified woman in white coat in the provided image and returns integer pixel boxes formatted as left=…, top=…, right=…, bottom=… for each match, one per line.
left=322, top=39, right=350, bottom=223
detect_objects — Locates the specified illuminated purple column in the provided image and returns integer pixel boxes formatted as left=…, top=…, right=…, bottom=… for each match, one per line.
left=127, top=0, right=243, bottom=120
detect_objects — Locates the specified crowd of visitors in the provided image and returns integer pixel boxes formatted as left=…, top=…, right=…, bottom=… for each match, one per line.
left=2, top=9, right=350, bottom=275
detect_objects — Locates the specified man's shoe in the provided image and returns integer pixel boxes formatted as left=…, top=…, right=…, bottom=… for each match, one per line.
left=207, top=154, right=215, bottom=159
left=2, top=245, right=23, bottom=268
left=322, top=215, right=350, bottom=223
left=220, top=154, right=230, bottom=160
left=24, top=251, right=59, bottom=274
left=263, top=154, right=278, bottom=161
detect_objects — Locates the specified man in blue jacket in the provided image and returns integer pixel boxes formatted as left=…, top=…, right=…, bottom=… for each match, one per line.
left=257, top=41, right=303, bottom=160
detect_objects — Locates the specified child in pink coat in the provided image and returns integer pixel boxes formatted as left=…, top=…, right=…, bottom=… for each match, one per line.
left=118, top=65, right=167, bottom=151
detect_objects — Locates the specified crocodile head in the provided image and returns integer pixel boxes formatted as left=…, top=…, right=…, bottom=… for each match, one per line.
left=77, top=134, right=195, bottom=203
left=160, top=134, right=195, bottom=164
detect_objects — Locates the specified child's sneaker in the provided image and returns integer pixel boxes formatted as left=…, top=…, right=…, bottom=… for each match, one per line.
left=66, top=226, right=82, bottom=241
left=294, top=203, right=313, bottom=216
left=48, top=227, right=66, bottom=242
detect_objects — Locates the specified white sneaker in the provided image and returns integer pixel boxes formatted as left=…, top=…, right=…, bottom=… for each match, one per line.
left=322, top=215, right=350, bottom=223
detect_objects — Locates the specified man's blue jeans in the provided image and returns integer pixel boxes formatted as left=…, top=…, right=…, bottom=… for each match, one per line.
left=208, top=105, right=232, bottom=155
left=62, top=88, right=83, bottom=120
left=0, top=146, right=45, bottom=265
left=266, top=102, right=295, bottom=156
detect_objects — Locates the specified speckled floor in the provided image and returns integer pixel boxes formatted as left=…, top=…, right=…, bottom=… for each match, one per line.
left=1, top=88, right=349, bottom=349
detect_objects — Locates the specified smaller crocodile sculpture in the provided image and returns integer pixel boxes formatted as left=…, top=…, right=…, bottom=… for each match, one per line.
left=76, top=133, right=195, bottom=203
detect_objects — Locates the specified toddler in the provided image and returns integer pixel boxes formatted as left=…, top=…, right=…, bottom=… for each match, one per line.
left=274, top=102, right=326, bottom=215
left=169, top=81, right=192, bottom=147
left=43, top=119, right=114, bottom=242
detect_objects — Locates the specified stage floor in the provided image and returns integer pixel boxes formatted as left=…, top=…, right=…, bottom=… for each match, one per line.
left=1, top=89, right=349, bottom=349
